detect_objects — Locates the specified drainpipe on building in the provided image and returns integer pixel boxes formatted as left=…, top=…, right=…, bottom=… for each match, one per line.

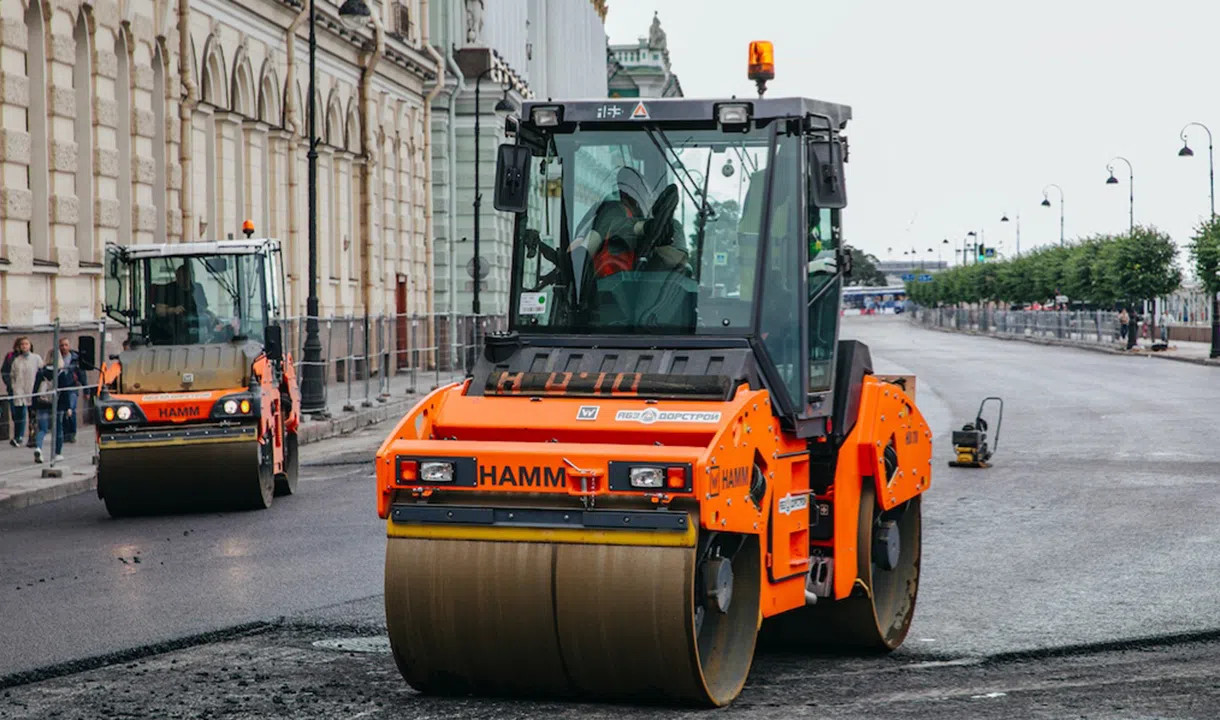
left=421, top=0, right=445, bottom=364
left=356, top=12, right=384, bottom=319
left=284, top=0, right=310, bottom=313
left=178, top=0, right=197, bottom=244
left=443, top=0, right=466, bottom=373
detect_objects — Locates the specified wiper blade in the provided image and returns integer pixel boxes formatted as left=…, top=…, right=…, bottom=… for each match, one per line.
left=641, top=125, right=704, bottom=210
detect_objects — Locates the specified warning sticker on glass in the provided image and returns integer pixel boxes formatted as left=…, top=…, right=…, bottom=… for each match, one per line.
left=518, top=292, right=548, bottom=315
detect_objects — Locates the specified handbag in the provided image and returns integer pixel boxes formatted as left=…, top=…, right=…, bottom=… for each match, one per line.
left=33, top=372, right=54, bottom=409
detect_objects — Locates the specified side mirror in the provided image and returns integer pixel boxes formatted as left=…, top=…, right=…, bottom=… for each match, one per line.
left=78, top=336, right=96, bottom=370
left=809, top=139, right=847, bottom=209
left=264, top=324, right=283, bottom=362
left=493, top=143, right=532, bottom=213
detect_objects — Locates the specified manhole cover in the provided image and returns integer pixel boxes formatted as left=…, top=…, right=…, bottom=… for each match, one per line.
left=311, top=636, right=391, bottom=653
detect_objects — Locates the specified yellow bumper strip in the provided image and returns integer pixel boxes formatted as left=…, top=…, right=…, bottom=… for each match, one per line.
left=386, top=518, right=697, bottom=547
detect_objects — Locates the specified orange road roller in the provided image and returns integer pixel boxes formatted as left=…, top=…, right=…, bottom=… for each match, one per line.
left=376, top=55, right=931, bottom=707
left=94, top=237, right=300, bottom=516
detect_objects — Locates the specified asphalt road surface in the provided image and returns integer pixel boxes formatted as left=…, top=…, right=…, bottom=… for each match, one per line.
left=3, top=315, right=1219, bottom=718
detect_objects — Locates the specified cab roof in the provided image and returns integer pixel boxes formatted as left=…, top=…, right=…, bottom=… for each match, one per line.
left=519, top=96, right=852, bottom=131
left=108, top=238, right=280, bottom=259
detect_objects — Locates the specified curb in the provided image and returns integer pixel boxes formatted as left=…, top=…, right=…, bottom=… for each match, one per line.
left=915, top=323, right=1220, bottom=367
left=0, top=386, right=435, bottom=514
left=0, top=473, right=97, bottom=512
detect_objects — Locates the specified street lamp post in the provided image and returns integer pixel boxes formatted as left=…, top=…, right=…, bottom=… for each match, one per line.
left=299, top=0, right=373, bottom=416
left=471, top=70, right=516, bottom=318
left=1041, top=184, right=1064, bottom=246
left=1181, top=123, right=1220, bottom=357
left=1000, top=212, right=1020, bottom=256
left=964, top=231, right=977, bottom=266
left=1179, top=122, right=1215, bottom=218
left=940, top=238, right=949, bottom=266
left=1105, top=156, right=1134, bottom=233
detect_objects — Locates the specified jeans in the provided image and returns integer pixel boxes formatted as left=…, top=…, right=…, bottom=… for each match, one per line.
left=34, top=407, right=63, bottom=457
left=11, top=404, right=29, bottom=443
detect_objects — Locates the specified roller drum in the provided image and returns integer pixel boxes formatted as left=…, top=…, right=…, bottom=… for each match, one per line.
left=98, top=433, right=270, bottom=515
left=384, top=532, right=760, bottom=706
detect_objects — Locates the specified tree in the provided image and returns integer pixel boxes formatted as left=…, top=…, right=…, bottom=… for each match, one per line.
left=1188, top=215, right=1220, bottom=357
left=1102, top=226, right=1181, bottom=342
left=846, top=247, right=888, bottom=286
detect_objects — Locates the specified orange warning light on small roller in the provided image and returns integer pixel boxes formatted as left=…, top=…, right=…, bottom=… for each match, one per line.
left=748, top=41, right=775, bottom=82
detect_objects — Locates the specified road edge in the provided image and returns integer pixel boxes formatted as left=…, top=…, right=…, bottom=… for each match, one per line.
left=913, top=322, right=1220, bottom=367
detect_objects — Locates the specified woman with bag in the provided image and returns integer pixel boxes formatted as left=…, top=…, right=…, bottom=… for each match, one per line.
left=30, top=361, right=62, bottom=464
left=8, top=338, right=42, bottom=450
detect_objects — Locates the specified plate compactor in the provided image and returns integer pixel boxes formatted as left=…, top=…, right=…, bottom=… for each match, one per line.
left=93, top=237, right=300, bottom=516
left=949, top=397, right=1003, bottom=468
left=375, top=45, right=933, bottom=708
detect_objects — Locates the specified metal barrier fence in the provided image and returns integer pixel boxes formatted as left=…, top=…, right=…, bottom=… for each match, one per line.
left=0, top=312, right=509, bottom=448
left=912, top=307, right=1131, bottom=345
left=280, top=312, right=508, bottom=411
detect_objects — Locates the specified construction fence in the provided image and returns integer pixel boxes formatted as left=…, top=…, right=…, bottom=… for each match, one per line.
left=0, top=313, right=507, bottom=442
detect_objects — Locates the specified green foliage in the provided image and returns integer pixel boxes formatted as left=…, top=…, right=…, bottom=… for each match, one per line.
left=906, top=226, right=1181, bottom=308
left=845, top=247, right=888, bottom=287
left=1188, top=215, right=1220, bottom=295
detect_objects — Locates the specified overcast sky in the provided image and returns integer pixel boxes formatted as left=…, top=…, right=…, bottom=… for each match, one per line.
left=604, top=1, right=1220, bottom=272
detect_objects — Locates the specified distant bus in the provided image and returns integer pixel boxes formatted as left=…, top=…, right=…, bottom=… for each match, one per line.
left=841, top=285, right=908, bottom=313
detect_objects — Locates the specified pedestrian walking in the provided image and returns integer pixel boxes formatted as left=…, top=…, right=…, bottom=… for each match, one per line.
left=8, top=338, right=43, bottom=450
left=1118, top=308, right=1129, bottom=341
left=1159, top=310, right=1170, bottom=344
left=1, top=339, right=16, bottom=443
left=30, top=361, right=64, bottom=464
left=54, top=338, right=85, bottom=443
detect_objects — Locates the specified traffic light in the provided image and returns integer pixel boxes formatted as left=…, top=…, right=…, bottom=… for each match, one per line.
left=977, top=244, right=986, bottom=262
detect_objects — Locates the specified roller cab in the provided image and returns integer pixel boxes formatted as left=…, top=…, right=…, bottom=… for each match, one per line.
left=95, top=238, right=300, bottom=516
left=377, top=86, right=932, bottom=706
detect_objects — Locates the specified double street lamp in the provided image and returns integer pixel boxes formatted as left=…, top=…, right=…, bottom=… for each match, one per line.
left=1178, top=122, right=1215, bottom=219
left=1040, top=184, right=1064, bottom=246
left=300, top=0, right=375, bottom=416
left=1105, top=156, right=1134, bottom=233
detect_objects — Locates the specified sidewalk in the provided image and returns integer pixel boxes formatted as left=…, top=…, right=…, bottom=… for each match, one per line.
left=921, top=323, right=1220, bottom=367
left=0, top=368, right=465, bottom=512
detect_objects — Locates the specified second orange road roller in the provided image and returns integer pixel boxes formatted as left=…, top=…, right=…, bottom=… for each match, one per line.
left=375, top=45, right=932, bottom=707
left=93, top=236, right=300, bottom=516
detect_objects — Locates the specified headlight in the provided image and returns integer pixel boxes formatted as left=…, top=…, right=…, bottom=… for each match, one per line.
left=223, top=400, right=238, bottom=414
left=629, top=467, right=664, bottom=488
left=116, top=406, right=132, bottom=421
left=419, top=461, right=455, bottom=483
left=531, top=106, right=561, bottom=127
left=717, top=103, right=750, bottom=126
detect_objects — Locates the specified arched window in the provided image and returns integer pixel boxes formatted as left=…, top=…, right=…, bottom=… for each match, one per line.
left=152, top=43, right=167, bottom=241
left=73, top=12, right=94, bottom=260
left=25, top=1, right=50, bottom=258
left=231, top=58, right=254, bottom=235
left=115, top=30, right=132, bottom=243
left=199, top=41, right=226, bottom=239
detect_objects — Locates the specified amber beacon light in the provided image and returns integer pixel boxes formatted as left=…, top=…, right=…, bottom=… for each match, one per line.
left=748, top=41, right=775, bottom=97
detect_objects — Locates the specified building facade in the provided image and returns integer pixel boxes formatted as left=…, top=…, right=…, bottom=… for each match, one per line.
left=428, top=0, right=609, bottom=327
left=0, top=0, right=439, bottom=338
left=607, top=12, right=682, bottom=98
